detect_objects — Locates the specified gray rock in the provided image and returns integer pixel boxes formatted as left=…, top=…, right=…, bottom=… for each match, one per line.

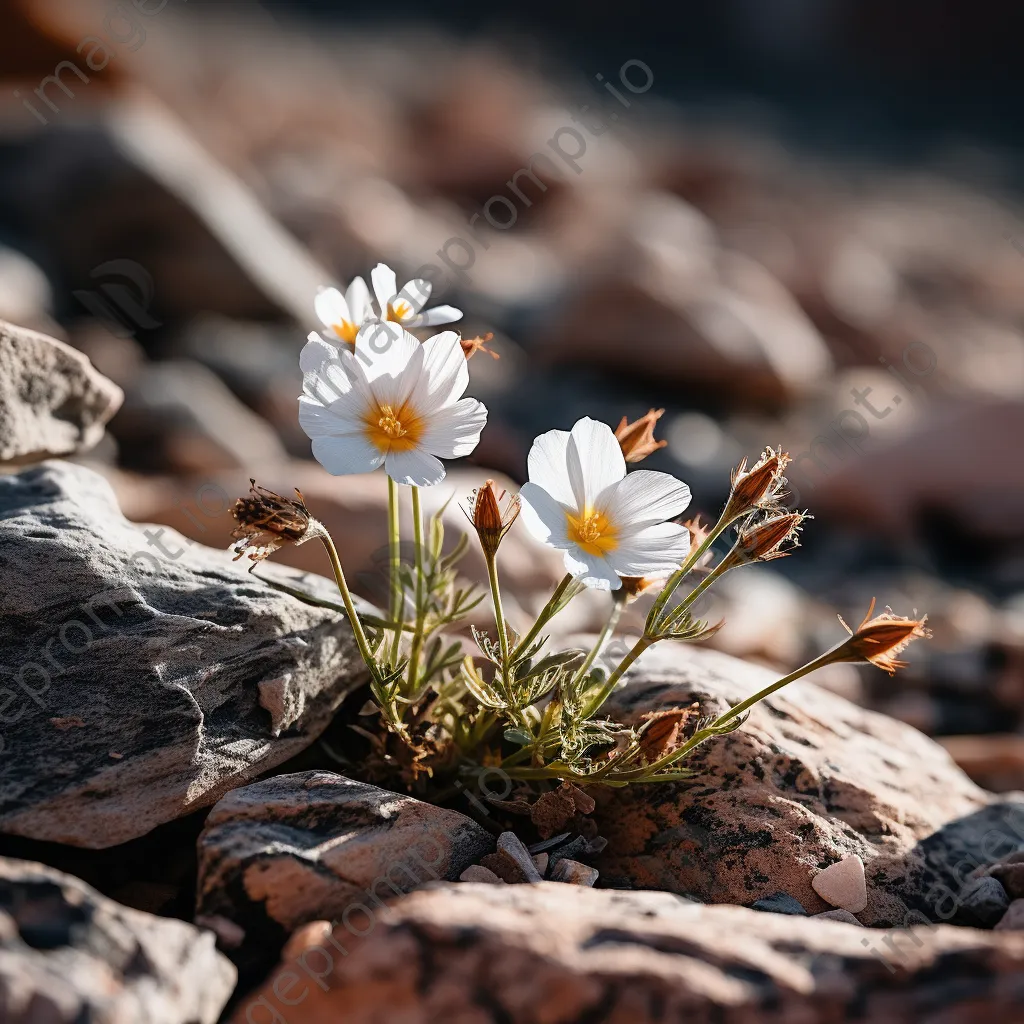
left=548, top=858, right=599, bottom=886
left=0, top=461, right=367, bottom=847
left=0, top=320, right=122, bottom=466
left=996, top=899, right=1024, bottom=931
left=196, top=772, right=494, bottom=937
left=241, top=882, right=1024, bottom=1023
left=0, top=856, right=235, bottom=1023
left=496, top=831, right=543, bottom=883
left=751, top=891, right=808, bottom=916
left=957, top=876, right=1011, bottom=928
left=813, top=909, right=862, bottom=925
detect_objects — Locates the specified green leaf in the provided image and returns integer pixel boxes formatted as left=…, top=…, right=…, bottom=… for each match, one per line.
left=503, top=727, right=534, bottom=747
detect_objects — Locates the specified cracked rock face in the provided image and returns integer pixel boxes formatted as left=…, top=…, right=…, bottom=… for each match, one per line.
left=0, top=856, right=235, bottom=1024
left=0, top=320, right=123, bottom=466
left=235, top=882, right=1024, bottom=1023
left=196, top=772, right=493, bottom=950
left=0, top=461, right=367, bottom=848
left=594, top=644, right=1024, bottom=926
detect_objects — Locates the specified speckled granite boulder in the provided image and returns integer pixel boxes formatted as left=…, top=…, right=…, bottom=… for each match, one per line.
left=0, top=856, right=235, bottom=1023
left=0, top=461, right=367, bottom=847
left=0, top=320, right=122, bottom=466
left=594, top=644, right=1024, bottom=926
left=234, top=882, right=1024, bottom=1023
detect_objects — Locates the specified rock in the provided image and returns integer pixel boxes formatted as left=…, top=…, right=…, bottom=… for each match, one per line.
left=593, top=644, right=1024, bottom=926
left=0, top=320, right=123, bottom=466
left=481, top=832, right=543, bottom=884
left=943, top=734, right=1024, bottom=793
left=460, top=865, right=504, bottom=884
left=0, top=856, right=234, bottom=1024
left=530, top=852, right=549, bottom=876
left=751, top=891, right=808, bottom=916
left=812, top=856, right=868, bottom=913
left=996, top=899, right=1024, bottom=931
left=548, top=858, right=599, bottom=886
left=956, top=876, right=1010, bottom=928
left=814, top=909, right=862, bottom=925
left=984, top=852, right=1024, bottom=899
left=0, top=461, right=368, bottom=847
left=233, top=881, right=1024, bottom=1024
left=196, top=772, right=493, bottom=939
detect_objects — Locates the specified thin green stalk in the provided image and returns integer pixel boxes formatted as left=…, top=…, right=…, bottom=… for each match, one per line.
left=315, top=532, right=378, bottom=679
left=387, top=477, right=402, bottom=666
left=572, top=596, right=624, bottom=689
left=485, top=552, right=512, bottom=674
left=580, top=633, right=653, bottom=720
left=406, top=485, right=427, bottom=691
left=661, top=558, right=732, bottom=631
left=511, top=573, right=573, bottom=659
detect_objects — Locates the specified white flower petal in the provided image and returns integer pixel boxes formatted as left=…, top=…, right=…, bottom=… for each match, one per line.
left=566, top=417, right=626, bottom=511
left=400, top=278, right=432, bottom=314
left=602, top=470, right=692, bottom=530
left=312, top=433, right=385, bottom=476
left=563, top=548, right=621, bottom=591
left=411, top=305, right=463, bottom=327
left=384, top=448, right=446, bottom=486
left=605, top=522, right=691, bottom=577
left=371, top=263, right=397, bottom=311
left=345, top=276, right=373, bottom=321
left=300, top=334, right=365, bottom=404
left=410, top=331, right=469, bottom=413
left=526, top=429, right=576, bottom=507
left=298, top=395, right=366, bottom=438
left=354, top=320, right=422, bottom=406
left=314, top=287, right=350, bottom=330
left=419, top=398, right=487, bottom=458
left=519, top=482, right=571, bottom=548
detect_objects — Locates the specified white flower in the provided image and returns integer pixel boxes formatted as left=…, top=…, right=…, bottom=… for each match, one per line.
left=299, top=319, right=487, bottom=487
left=371, top=263, right=462, bottom=329
left=314, top=277, right=375, bottom=345
left=519, top=417, right=691, bottom=591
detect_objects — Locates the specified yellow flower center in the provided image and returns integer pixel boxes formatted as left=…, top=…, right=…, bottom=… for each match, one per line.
left=388, top=300, right=412, bottom=322
left=332, top=319, right=359, bottom=344
left=566, top=508, right=617, bottom=556
left=365, top=401, right=423, bottom=453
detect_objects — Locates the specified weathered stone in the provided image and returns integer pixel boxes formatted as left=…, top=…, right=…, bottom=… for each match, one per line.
left=0, top=461, right=368, bottom=847
left=548, top=858, right=599, bottom=886
left=0, top=320, right=122, bottom=466
left=496, top=831, right=543, bottom=882
left=751, top=891, right=807, bottom=916
left=814, top=909, right=862, bottom=925
left=594, top=644, right=1024, bottom=926
left=460, top=865, right=503, bottom=884
left=996, top=899, right=1024, bottom=931
left=812, top=855, right=868, bottom=913
left=196, top=772, right=494, bottom=938
left=0, top=856, right=234, bottom=1024
left=983, top=852, right=1024, bottom=898
left=956, top=876, right=1010, bottom=928
left=234, top=882, right=1024, bottom=1023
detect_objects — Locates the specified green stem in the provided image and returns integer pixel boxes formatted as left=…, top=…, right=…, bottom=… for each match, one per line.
left=661, top=558, right=732, bottom=631
left=581, top=633, right=653, bottom=720
left=387, top=477, right=402, bottom=666
left=511, top=573, right=573, bottom=660
left=485, top=552, right=512, bottom=675
left=572, top=596, right=624, bottom=689
left=406, top=485, right=426, bottom=692
left=315, top=532, right=379, bottom=680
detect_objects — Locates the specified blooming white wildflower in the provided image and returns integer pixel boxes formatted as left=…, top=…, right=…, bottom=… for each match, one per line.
left=519, top=417, right=691, bottom=591
left=371, top=263, right=462, bottom=329
left=314, top=277, right=374, bottom=345
left=299, top=320, right=486, bottom=487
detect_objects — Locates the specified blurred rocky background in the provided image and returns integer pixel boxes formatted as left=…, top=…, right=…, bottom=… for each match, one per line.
left=2, top=0, right=1024, bottom=789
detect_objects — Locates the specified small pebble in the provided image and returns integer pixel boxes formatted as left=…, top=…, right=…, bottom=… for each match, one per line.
left=549, top=858, right=599, bottom=886
left=956, top=876, right=1010, bottom=928
left=811, top=855, right=867, bottom=913
left=497, top=832, right=543, bottom=883
left=751, top=892, right=807, bottom=916
left=813, top=909, right=862, bottom=925
left=459, top=865, right=504, bottom=885
left=531, top=852, right=549, bottom=877
left=996, top=899, right=1024, bottom=931
left=988, top=858, right=1024, bottom=900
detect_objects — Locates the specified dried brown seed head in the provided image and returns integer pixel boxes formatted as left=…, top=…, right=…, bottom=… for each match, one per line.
left=723, top=446, right=791, bottom=521
left=832, top=597, right=932, bottom=675
left=460, top=332, right=499, bottom=360
left=615, top=408, right=668, bottom=464
left=463, top=480, right=520, bottom=557
left=721, top=511, right=808, bottom=570
left=231, top=480, right=313, bottom=565
left=637, top=703, right=700, bottom=761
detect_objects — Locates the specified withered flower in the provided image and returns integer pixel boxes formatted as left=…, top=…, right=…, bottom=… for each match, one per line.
left=615, top=408, right=668, bottom=463
left=460, top=332, right=499, bottom=360
left=830, top=598, right=931, bottom=675
left=720, top=511, right=808, bottom=570
left=637, top=703, right=700, bottom=761
left=464, top=480, right=521, bottom=557
left=619, top=575, right=667, bottom=600
left=722, top=446, right=791, bottom=522
left=231, top=480, right=316, bottom=567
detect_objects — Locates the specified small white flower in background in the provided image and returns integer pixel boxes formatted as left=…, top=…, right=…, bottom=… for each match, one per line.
left=314, top=277, right=374, bottom=345
left=371, top=262, right=462, bottom=329
left=519, top=417, right=692, bottom=591
left=299, top=320, right=487, bottom=487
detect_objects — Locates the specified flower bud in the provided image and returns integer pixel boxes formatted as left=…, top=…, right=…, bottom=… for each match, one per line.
left=719, top=511, right=807, bottom=570
left=829, top=598, right=931, bottom=675
left=464, top=480, right=520, bottom=557
left=615, top=408, right=668, bottom=463
left=723, top=446, right=791, bottom=521
left=460, top=332, right=499, bottom=360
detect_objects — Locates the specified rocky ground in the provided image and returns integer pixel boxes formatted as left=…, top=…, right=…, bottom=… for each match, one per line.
left=1, top=1, right=1024, bottom=1020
